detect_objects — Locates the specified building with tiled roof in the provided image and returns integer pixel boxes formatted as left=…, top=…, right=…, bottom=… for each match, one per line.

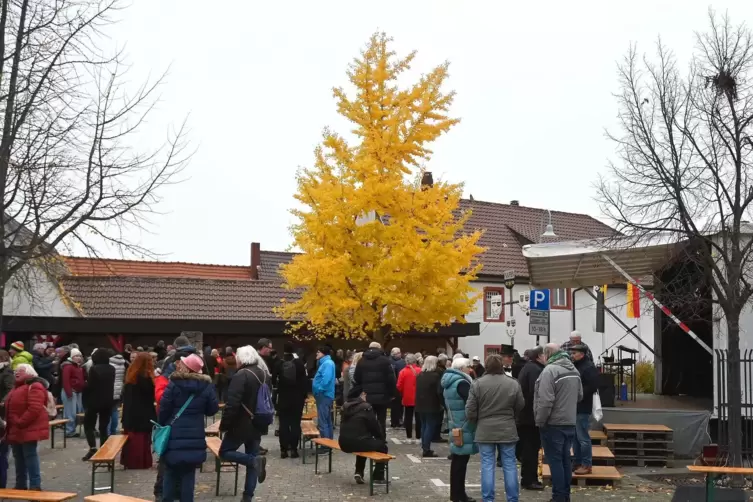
left=2, top=197, right=654, bottom=360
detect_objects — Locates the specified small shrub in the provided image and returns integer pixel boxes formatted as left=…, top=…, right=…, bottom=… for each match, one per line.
left=635, top=359, right=655, bottom=394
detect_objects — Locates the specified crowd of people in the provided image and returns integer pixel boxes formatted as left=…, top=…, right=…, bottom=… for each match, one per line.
left=0, top=329, right=599, bottom=502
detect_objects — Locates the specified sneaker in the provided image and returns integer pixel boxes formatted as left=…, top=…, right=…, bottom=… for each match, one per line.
left=258, top=447, right=268, bottom=456
left=522, top=482, right=544, bottom=491
left=280, top=449, right=288, bottom=459
left=65, top=433, right=79, bottom=439
left=254, top=455, right=267, bottom=484
left=422, top=450, right=438, bottom=458
left=571, top=463, right=581, bottom=472
left=290, top=449, right=300, bottom=459
left=82, top=448, right=97, bottom=461
left=574, top=465, right=593, bottom=475
left=316, top=446, right=330, bottom=455
left=354, top=473, right=365, bottom=485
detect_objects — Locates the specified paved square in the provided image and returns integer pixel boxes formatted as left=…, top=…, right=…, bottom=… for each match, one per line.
left=12, top=422, right=682, bottom=501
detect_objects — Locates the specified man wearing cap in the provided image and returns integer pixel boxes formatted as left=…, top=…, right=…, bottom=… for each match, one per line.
left=560, top=331, right=593, bottom=362
left=9, top=341, right=32, bottom=370
left=471, top=356, right=485, bottom=378
left=32, top=343, right=54, bottom=385
left=313, top=346, right=336, bottom=447
left=569, top=344, right=599, bottom=475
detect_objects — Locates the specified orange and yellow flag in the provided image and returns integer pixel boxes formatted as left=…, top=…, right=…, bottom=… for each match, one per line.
left=626, top=283, right=640, bottom=318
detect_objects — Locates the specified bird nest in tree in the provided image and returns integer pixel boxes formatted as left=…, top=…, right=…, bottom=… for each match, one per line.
left=706, top=68, right=738, bottom=99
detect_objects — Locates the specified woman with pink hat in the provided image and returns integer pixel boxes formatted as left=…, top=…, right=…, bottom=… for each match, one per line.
left=157, top=353, right=218, bottom=502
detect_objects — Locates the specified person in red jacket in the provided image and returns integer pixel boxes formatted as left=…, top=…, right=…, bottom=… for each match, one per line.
left=396, top=353, right=422, bottom=440
left=61, top=348, right=85, bottom=437
left=4, top=363, right=49, bottom=490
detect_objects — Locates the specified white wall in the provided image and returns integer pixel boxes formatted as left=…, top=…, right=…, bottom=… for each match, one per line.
left=3, top=264, right=77, bottom=317
left=459, top=282, right=655, bottom=362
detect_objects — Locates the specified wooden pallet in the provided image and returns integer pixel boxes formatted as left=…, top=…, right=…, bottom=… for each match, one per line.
left=590, top=430, right=607, bottom=446
left=614, top=456, right=674, bottom=467
left=603, top=424, right=674, bottom=442
left=542, top=465, right=622, bottom=487
left=542, top=446, right=615, bottom=466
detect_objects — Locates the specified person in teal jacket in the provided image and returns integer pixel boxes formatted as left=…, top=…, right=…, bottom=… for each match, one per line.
left=313, top=346, right=336, bottom=446
left=442, top=357, right=478, bottom=502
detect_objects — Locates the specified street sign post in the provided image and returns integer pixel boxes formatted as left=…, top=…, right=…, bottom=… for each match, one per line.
left=528, top=289, right=550, bottom=342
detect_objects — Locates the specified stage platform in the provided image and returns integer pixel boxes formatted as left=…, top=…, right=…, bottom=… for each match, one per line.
left=597, top=393, right=712, bottom=459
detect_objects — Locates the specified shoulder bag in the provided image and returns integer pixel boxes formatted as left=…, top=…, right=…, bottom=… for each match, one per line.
left=151, top=394, right=195, bottom=456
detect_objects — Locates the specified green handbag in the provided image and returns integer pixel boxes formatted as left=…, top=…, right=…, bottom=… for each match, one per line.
left=152, top=394, right=195, bottom=456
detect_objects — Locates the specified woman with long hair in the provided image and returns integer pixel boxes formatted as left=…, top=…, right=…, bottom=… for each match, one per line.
left=121, top=352, right=157, bottom=469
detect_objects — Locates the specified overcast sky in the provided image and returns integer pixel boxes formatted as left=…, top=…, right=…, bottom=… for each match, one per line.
left=101, top=0, right=753, bottom=265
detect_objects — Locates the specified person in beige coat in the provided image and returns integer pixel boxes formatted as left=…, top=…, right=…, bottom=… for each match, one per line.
left=466, top=354, right=524, bottom=502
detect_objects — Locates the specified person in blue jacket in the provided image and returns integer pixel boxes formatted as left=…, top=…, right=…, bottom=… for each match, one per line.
left=313, top=346, right=336, bottom=447
left=158, top=354, right=219, bottom=502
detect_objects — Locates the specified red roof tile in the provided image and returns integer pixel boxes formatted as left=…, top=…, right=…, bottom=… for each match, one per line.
left=64, top=256, right=252, bottom=280
left=62, top=276, right=297, bottom=320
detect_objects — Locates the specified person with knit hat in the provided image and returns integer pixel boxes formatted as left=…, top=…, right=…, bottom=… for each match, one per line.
left=61, top=349, right=85, bottom=437
left=158, top=353, right=218, bottom=502
left=273, top=342, right=307, bottom=459
left=9, top=342, right=32, bottom=371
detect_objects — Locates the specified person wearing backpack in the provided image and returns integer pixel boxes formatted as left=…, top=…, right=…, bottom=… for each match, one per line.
left=158, top=354, right=218, bottom=502
left=219, top=345, right=270, bottom=502
left=274, top=342, right=307, bottom=459
left=396, top=353, right=422, bottom=440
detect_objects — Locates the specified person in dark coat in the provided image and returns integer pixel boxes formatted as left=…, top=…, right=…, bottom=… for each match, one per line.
left=219, top=346, right=269, bottom=502
left=159, top=354, right=218, bottom=502
left=516, top=346, right=546, bottom=490
left=121, top=353, right=156, bottom=469
left=31, top=344, right=54, bottom=386
left=415, top=355, right=443, bottom=458
left=570, top=344, right=599, bottom=475
left=82, top=348, right=116, bottom=460
left=339, top=386, right=388, bottom=485
left=353, top=342, right=395, bottom=434
left=274, top=342, right=307, bottom=459
left=161, top=336, right=206, bottom=378
left=388, top=347, right=405, bottom=428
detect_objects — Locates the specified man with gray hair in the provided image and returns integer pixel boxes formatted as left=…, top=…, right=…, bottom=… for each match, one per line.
left=389, top=347, right=405, bottom=428
left=534, top=343, right=583, bottom=502
left=560, top=331, right=593, bottom=362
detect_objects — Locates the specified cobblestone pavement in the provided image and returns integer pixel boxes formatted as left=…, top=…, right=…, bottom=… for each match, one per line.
left=18, top=426, right=680, bottom=501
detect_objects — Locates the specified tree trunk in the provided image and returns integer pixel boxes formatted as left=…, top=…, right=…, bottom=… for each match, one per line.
left=726, top=313, right=743, bottom=469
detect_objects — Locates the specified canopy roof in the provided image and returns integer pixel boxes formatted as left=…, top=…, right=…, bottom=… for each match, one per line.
left=521, top=236, right=681, bottom=288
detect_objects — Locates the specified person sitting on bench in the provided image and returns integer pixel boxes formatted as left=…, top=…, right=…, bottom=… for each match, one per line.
left=338, top=386, right=388, bottom=486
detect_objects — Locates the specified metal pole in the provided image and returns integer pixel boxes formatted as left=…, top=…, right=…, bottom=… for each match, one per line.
left=600, top=254, right=712, bottom=355
left=582, top=287, right=655, bottom=357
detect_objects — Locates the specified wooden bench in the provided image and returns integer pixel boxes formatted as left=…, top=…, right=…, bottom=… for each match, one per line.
left=206, top=436, right=239, bottom=497
left=85, top=494, right=152, bottom=502
left=300, top=420, right=320, bottom=465
left=302, top=409, right=316, bottom=421
left=205, top=421, right=221, bottom=437
left=88, top=434, right=128, bottom=494
left=311, top=438, right=395, bottom=496
left=49, top=418, right=71, bottom=449
left=0, top=489, right=77, bottom=501
left=687, top=465, right=753, bottom=501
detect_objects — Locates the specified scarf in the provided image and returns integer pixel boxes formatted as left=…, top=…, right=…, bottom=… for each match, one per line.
left=547, top=350, right=570, bottom=365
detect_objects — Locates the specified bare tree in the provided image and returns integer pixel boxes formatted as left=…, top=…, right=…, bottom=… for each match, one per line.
left=598, top=11, right=753, bottom=467
left=0, top=0, right=190, bottom=325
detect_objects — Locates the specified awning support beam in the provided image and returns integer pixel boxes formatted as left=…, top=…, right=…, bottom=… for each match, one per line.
left=600, top=253, right=713, bottom=356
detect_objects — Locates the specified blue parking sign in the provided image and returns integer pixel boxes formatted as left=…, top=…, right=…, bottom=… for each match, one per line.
left=529, top=289, right=550, bottom=311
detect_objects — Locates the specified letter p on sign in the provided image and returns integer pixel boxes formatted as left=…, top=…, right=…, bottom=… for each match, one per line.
left=529, top=289, right=550, bottom=311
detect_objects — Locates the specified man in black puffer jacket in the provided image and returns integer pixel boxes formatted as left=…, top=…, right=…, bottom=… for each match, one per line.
left=82, top=348, right=115, bottom=460
left=353, top=342, right=395, bottom=434
left=339, top=386, right=387, bottom=485
left=517, top=346, right=546, bottom=490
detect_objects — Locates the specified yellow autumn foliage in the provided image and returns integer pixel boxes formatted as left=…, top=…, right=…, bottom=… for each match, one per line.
left=277, top=33, right=484, bottom=342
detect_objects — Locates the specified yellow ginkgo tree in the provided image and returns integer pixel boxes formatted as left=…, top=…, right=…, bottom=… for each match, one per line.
left=278, top=33, right=484, bottom=343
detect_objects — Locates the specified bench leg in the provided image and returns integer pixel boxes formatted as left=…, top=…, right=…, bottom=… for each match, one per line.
left=91, top=464, right=95, bottom=495
left=369, top=458, right=374, bottom=496
left=233, top=462, right=239, bottom=496
left=386, top=461, right=390, bottom=494
left=50, top=425, right=55, bottom=449
left=315, top=445, right=319, bottom=474
left=110, top=461, right=115, bottom=493
left=328, top=447, right=332, bottom=473
left=63, top=427, right=67, bottom=449
left=706, top=473, right=715, bottom=502
left=215, top=457, right=221, bottom=497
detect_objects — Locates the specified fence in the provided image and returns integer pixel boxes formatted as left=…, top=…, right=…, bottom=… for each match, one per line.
left=715, top=349, right=753, bottom=466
